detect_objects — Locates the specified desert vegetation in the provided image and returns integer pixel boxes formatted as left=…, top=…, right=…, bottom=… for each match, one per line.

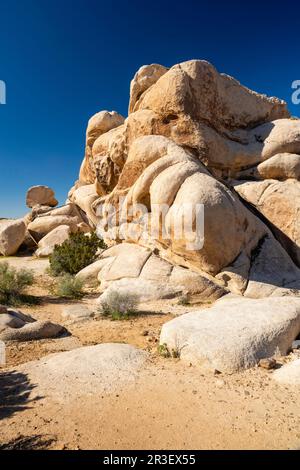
left=0, top=262, right=34, bottom=305
left=49, top=232, right=106, bottom=276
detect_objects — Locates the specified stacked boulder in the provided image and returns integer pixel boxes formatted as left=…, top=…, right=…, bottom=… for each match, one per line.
left=69, top=60, right=300, bottom=300
left=0, top=185, right=93, bottom=258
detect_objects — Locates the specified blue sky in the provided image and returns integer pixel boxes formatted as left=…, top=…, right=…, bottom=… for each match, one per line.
left=0, top=0, right=299, bottom=217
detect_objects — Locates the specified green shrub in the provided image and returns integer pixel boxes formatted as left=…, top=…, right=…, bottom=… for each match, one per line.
left=158, top=342, right=180, bottom=359
left=100, top=290, right=139, bottom=320
left=49, top=231, right=106, bottom=276
left=53, top=274, right=84, bottom=299
left=0, top=262, right=34, bottom=305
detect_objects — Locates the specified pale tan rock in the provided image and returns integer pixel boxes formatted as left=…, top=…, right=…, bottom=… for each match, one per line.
left=39, top=203, right=81, bottom=218
left=26, top=185, right=58, bottom=208
left=99, top=243, right=152, bottom=282
left=169, top=266, right=227, bottom=301
left=17, top=344, right=148, bottom=402
left=30, top=205, right=54, bottom=220
left=28, top=215, right=80, bottom=241
left=256, top=153, right=300, bottom=180
left=86, top=110, right=124, bottom=148
left=79, top=111, right=125, bottom=185
left=234, top=180, right=300, bottom=266
left=0, top=320, right=65, bottom=342
left=67, top=60, right=300, bottom=298
left=35, top=225, right=71, bottom=257
left=76, top=258, right=114, bottom=286
left=160, top=297, right=300, bottom=373
left=136, top=60, right=288, bottom=131
left=68, top=184, right=99, bottom=227
left=129, top=63, right=168, bottom=113
left=216, top=252, right=250, bottom=295
left=244, top=235, right=300, bottom=297
left=0, top=219, right=26, bottom=256
left=140, top=254, right=173, bottom=281
left=273, top=358, right=300, bottom=385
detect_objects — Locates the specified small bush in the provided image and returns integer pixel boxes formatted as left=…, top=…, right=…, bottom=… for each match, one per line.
left=100, top=290, right=139, bottom=320
left=0, top=262, right=34, bottom=305
left=158, top=342, right=181, bottom=359
left=49, top=231, right=106, bottom=276
left=54, top=274, right=84, bottom=299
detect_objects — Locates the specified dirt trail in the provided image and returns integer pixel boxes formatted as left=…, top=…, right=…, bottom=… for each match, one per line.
left=0, top=257, right=300, bottom=450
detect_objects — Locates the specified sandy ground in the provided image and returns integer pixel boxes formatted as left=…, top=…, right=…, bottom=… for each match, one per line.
left=1, top=256, right=300, bottom=450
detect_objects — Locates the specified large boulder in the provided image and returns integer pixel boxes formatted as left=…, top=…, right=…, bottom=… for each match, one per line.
left=75, top=258, right=114, bottom=286
left=160, top=296, right=300, bottom=373
left=254, top=153, right=300, bottom=180
left=17, top=344, right=148, bottom=402
left=129, top=63, right=168, bottom=113
left=95, top=243, right=227, bottom=302
left=67, top=60, right=300, bottom=299
left=35, top=225, right=71, bottom=257
left=234, top=179, right=300, bottom=267
left=26, top=185, right=58, bottom=208
left=68, top=184, right=99, bottom=226
left=0, top=219, right=26, bottom=256
left=79, top=111, right=125, bottom=185
left=0, top=317, right=65, bottom=342
left=27, top=215, right=80, bottom=241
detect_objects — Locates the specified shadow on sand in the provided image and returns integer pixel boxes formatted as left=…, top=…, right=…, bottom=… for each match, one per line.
left=0, top=369, right=42, bottom=421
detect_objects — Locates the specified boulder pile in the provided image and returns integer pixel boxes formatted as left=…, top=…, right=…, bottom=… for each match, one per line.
left=69, top=60, right=300, bottom=300
left=1, top=60, right=300, bottom=302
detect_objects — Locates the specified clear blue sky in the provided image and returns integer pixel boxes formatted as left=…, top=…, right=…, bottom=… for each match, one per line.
left=0, top=0, right=299, bottom=217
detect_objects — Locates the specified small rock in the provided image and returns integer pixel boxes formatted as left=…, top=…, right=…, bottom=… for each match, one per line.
left=61, top=305, right=94, bottom=321
left=142, top=330, right=149, bottom=336
left=259, top=358, right=277, bottom=370
left=215, top=379, right=225, bottom=388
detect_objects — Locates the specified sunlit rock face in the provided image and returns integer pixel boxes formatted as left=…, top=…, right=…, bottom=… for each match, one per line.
left=69, top=60, right=300, bottom=298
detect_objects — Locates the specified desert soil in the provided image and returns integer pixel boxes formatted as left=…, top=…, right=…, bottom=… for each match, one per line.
left=0, top=256, right=300, bottom=450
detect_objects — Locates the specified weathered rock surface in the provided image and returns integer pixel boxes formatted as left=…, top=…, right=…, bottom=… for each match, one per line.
left=75, top=258, right=114, bottom=286
left=129, top=63, right=168, bottom=114
left=35, top=225, right=71, bottom=257
left=0, top=319, right=65, bottom=342
left=28, top=215, right=80, bottom=241
left=79, top=110, right=125, bottom=185
left=160, top=297, right=300, bottom=373
left=0, top=307, right=35, bottom=330
left=9, top=60, right=299, bottom=300
left=26, top=185, right=58, bottom=208
left=234, top=179, right=300, bottom=267
left=256, top=153, right=300, bottom=180
left=68, top=184, right=99, bottom=227
left=244, top=235, right=300, bottom=297
left=273, top=359, right=300, bottom=385
left=95, top=242, right=227, bottom=302
left=61, top=304, right=95, bottom=321
left=0, top=219, right=26, bottom=256
left=17, top=343, right=148, bottom=402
